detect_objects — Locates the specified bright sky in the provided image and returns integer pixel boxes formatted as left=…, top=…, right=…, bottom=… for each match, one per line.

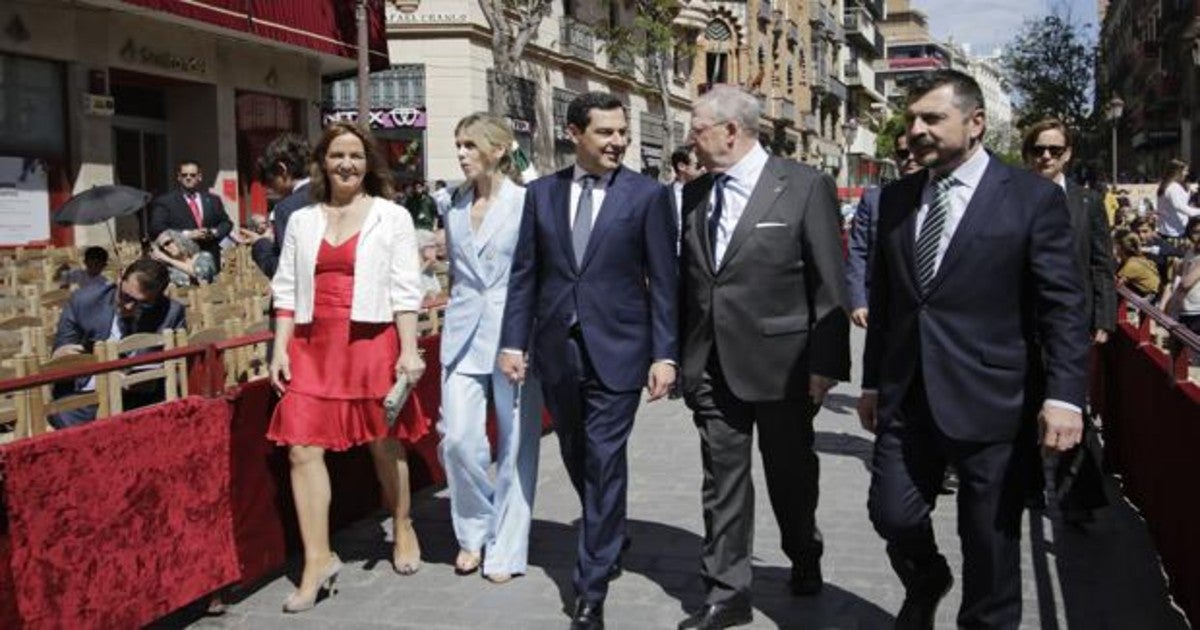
left=912, top=0, right=1099, bottom=56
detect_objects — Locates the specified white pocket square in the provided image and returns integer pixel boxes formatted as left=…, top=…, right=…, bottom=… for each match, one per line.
left=755, top=222, right=788, bottom=228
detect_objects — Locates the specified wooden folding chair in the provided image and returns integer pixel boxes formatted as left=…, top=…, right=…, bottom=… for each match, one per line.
left=97, top=330, right=180, bottom=416
left=176, top=327, right=229, bottom=396
left=15, top=353, right=109, bottom=438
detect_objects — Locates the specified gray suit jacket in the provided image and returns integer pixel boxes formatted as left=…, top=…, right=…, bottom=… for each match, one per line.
left=678, top=155, right=850, bottom=402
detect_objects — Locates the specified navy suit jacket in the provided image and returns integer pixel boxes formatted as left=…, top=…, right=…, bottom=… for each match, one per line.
left=500, top=166, right=679, bottom=392
left=53, top=282, right=187, bottom=393
left=252, top=183, right=311, bottom=278
left=845, top=186, right=881, bottom=311
left=862, top=156, right=1088, bottom=442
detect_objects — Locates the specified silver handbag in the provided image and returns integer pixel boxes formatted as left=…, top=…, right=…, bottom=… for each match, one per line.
left=383, top=372, right=414, bottom=428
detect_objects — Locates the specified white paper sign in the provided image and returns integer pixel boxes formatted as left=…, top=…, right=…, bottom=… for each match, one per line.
left=0, top=157, right=50, bottom=245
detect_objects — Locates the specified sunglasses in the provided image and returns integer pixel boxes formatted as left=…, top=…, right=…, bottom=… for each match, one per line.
left=118, top=290, right=156, bottom=313
left=179, top=173, right=200, bottom=179
left=1030, top=145, right=1067, bottom=159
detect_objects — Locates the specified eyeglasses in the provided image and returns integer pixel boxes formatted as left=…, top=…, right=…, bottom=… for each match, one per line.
left=1030, top=145, right=1067, bottom=159
left=118, top=289, right=156, bottom=313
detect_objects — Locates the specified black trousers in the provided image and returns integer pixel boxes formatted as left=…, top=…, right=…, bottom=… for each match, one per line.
left=541, top=332, right=640, bottom=605
left=685, top=357, right=822, bottom=605
left=867, top=379, right=1033, bottom=630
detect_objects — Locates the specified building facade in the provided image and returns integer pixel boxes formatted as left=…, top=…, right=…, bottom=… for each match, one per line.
left=0, top=0, right=379, bottom=247
left=842, top=0, right=891, bottom=188
left=1098, top=0, right=1200, bottom=181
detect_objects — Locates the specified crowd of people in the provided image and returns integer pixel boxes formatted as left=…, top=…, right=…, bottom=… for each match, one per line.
left=35, top=65, right=1200, bottom=630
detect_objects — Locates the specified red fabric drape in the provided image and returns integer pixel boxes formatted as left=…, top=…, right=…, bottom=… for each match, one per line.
left=0, top=398, right=239, bottom=628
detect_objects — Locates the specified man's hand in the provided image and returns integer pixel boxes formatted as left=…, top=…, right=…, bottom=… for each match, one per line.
left=645, top=361, right=676, bottom=402
left=51, top=344, right=84, bottom=359
left=1092, top=329, right=1109, bottom=344
left=1039, top=404, right=1083, bottom=453
left=850, top=308, right=869, bottom=328
left=808, top=374, right=836, bottom=405
left=232, top=227, right=267, bottom=245
left=857, top=391, right=878, bottom=433
left=189, top=228, right=212, bottom=241
left=498, top=352, right=527, bottom=385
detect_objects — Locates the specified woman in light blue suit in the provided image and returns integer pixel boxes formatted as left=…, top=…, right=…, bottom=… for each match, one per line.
left=440, top=113, right=542, bottom=583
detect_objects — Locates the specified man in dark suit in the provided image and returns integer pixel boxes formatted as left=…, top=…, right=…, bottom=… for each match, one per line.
left=1022, top=118, right=1117, bottom=527
left=847, top=129, right=923, bottom=328
left=858, top=70, right=1089, bottom=629
left=674, top=85, right=849, bottom=630
left=240, top=133, right=312, bottom=278
left=499, top=92, right=678, bottom=630
left=149, top=160, right=232, bottom=272
left=51, top=259, right=187, bottom=428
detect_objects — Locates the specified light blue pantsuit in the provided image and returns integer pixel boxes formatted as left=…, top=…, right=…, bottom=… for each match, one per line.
left=438, top=178, right=542, bottom=575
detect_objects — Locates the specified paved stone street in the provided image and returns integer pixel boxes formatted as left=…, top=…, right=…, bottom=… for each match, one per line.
left=176, top=331, right=1188, bottom=629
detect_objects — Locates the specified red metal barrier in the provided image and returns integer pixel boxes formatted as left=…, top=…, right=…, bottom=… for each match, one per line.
left=1095, top=287, right=1200, bottom=627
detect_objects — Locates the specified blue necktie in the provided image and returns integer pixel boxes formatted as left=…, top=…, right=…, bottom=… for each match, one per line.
left=573, top=175, right=598, bottom=267
left=707, top=174, right=730, bottom=261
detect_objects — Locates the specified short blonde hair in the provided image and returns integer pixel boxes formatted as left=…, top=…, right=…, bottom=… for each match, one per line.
left=454, top=112, right=520, bottom=183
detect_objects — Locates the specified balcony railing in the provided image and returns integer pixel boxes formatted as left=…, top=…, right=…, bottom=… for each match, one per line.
left=843, top=60, right=859, bottom=79
left=843, top=8, right=876, bottom=52
left=560, top=18, right=595, bottom=63
left=771, top=96, right=796, bottom=121
left=610, top=49, right=636, bottom=76
left=788, top=21, right=800, bottom=46
left=802, top=112, right=819, bottom=134
left=828, top=76, right=848, bottom=101
left=758, top=0, right=773, bottom=24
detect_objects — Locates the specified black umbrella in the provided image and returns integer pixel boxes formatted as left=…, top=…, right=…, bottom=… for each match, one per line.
left=54, top=185, right=151, bottom=225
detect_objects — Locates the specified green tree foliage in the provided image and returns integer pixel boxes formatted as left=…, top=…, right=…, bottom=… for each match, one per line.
left=875, top=112, right=906, bottom=158
left=1001, top=13, right=1095, bottom=131
left=478, top=0, right=553, bottom=115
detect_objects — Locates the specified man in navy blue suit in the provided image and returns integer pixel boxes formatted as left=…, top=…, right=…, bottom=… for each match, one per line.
left=858, top=70, right=1088, bottom=629
left=499, top=92, right=678, bottom=630
left=239, top=133, right=312, bottom=278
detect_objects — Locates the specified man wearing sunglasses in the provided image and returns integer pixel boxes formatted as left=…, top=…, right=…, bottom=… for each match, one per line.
left=1021, top=118, right=1116, bottom=530
left=149, top=160, right=232, bottom=273
left=50, top=259, right=186, bottom=428
left=847, top=129, right=924, bottom=328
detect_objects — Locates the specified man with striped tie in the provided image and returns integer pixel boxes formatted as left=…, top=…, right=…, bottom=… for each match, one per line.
left=857, top=70, right=1088, bottom=630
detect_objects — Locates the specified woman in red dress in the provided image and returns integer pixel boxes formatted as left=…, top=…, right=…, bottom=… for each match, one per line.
left=267, top=122, right=427, bottom=613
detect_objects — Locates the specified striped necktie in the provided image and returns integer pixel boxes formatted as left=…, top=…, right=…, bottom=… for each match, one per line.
left=914, top=175, right=957, bottom=289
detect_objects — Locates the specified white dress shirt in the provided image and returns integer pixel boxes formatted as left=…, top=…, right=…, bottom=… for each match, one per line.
left=570, top=165, right=614, bottom=229
left=1157, top=181, right=1200, bottom=237
left=912, top=146, right=990, bottom=278
left=709, top=143, right=770, bottom=266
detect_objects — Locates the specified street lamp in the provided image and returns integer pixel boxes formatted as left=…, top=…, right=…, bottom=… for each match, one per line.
left=842, top=117, right=860, bottom=187
left=1107, top=95, right=1125, bottom=185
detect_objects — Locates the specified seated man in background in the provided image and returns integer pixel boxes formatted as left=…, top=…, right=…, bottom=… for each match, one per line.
left=56, top=246, right=109, bottom=289
left=51, top=259, right=186, bottom=428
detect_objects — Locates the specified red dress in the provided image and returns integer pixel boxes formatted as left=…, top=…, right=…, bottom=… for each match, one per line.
left=267, top=233, right=429, bottom=450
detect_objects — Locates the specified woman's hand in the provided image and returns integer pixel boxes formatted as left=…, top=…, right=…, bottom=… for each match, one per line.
left=395, top=350, right=426, bottom=383
left=149, top=246, right=171, bottom=263
left=269, top=353, right=292, bottom=394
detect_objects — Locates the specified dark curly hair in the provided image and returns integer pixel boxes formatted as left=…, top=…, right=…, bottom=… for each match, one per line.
left=257, top=133, right=310, bottom=185
left=308, top=122, right=395, bottom=202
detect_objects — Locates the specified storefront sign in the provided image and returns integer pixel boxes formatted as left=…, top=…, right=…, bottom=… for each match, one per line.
left=507, top=118, right=534, bottom=134
left=322, top=107, right=427, bottom=129
left=385, top=8, right=470, bottom=24
left=0, top=157, right=50, bottom=245
left=119, top=38, right=208, bottom=76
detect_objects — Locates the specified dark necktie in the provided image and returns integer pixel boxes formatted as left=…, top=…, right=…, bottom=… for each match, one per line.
left=707, top=174, right=730, bottom=261
left=572, top=174, right=598, bottom=267
left=914, top=175, right=957, bottom=289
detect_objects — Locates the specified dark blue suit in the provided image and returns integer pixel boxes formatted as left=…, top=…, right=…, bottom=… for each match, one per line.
left=52, top=282, right=187, bottom=428
left=500, top=166, right=678, bottom=604
left=862, top=155, right=1087, bottom=628
left=845, top=186, right=880, bottom=311
left=251, top=183, right=311, bottom=279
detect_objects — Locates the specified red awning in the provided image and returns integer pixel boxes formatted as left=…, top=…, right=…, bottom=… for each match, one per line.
left=118, top=0, right=390, bottom=72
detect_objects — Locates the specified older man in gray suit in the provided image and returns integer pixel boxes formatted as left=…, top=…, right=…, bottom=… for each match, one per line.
left=676, top=86, right=850, bottom=629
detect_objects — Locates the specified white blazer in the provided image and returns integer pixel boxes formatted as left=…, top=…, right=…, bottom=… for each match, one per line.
left=272, top=197, right=423, bottom=324
left=440, top=178, right=525, bottom=373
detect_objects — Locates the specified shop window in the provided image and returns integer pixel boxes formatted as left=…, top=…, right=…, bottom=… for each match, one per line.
left=0, top=53, right=65, bottom=158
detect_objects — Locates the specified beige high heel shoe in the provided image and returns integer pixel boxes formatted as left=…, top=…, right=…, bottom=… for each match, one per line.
left=393, top=519, right=422, bottom=575
left=282, top=554, right=343, bottom=613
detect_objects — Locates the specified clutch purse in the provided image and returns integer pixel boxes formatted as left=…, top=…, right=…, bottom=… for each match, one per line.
left=383, top=372, right=413, bottom=428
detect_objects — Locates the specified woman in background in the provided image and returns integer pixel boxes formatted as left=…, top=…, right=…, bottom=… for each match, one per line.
left=438, top=113, right=542, bottom=583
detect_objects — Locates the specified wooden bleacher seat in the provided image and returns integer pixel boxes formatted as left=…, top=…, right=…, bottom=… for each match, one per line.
left=176, top=327, right=228, bottom=396
left=15, top=352, right=110, bottom=438
left=97, top=330, right=181, bottom=416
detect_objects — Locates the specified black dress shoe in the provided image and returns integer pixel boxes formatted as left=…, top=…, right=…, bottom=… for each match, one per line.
left=896, top=563, right=953, bottom=630
left=677, top=602, right=753, bottom=629
left=790, top=562, right=823, bottom=596
left=569, top=597, right=604, bottom=630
